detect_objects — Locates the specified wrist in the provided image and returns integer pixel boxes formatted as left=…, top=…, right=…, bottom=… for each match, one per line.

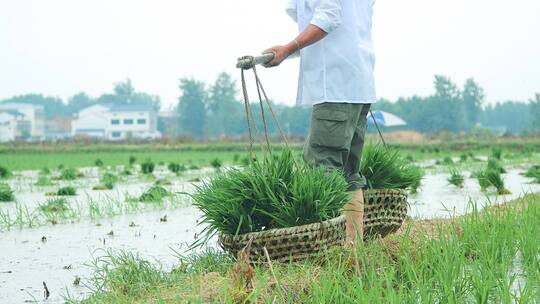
left=285, top=40, right=300, bottom=55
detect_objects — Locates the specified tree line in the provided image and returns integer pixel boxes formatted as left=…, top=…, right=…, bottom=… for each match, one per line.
left=1, top=73, right=539, bottom=137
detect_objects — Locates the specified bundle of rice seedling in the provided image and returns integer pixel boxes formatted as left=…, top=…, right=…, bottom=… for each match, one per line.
left=360, top=144, right=423, bottom=192
left=0, top=166, right=12, bottom=179
left=193, top=150, right=349, bottom=244
left=39, top=198, right=70, bottom=213
left=60, top=168, right=80, bottom=180
left=487, top=158, right=506, bottom=173
left=491, top=147, right=502, bottom=160
left=168, top=162, right=186, bottom=174
left=129, top=156, right=137, bottom=166
left=210, top=158, right=222, bottom=170
left=139, top=185, right=170, bottom=202
left=522, top=165, right=540, bottom=183
left=141, top=159, right=155, bottom=174
left=476, top=169, right=511, bottom=195
left=447, top=168, right=465, bottom=188
left=0, top=183, right=15, bottom=202
left=57, top=186, right=77, bottom=196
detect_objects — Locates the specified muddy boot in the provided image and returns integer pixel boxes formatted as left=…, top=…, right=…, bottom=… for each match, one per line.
left=342, top=189, right=364, bottom=246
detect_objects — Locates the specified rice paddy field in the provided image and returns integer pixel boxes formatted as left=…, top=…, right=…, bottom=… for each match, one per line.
left=1, top=138, right=539, bottom=303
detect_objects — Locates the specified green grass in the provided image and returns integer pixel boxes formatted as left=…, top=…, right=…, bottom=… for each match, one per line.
left=35, top=175, right=55, bottom=186
left=141, top=159, right=155, bottom=174
left=39, top=197, right=70, bottom=213
left=60, top=168, right=81, bottom=180
left=79, top=194, right=540, bottom=303
left=523, top=165, right=540, bottom=183
left=139, top=185, right=171, bottom=203
left=0, top=166, right=12, bottom=179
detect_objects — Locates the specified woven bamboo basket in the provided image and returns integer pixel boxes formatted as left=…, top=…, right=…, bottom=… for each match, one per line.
left=218, top=189, right=408, bottom=262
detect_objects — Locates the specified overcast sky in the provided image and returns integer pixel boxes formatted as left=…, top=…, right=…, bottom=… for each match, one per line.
left=0, top=0, right=539, bottom=109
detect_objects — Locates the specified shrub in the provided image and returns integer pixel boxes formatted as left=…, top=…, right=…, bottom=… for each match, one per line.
left=0, top=166, right=11, bottom=179
left=0, top=183, right=15, bottom=202
left=57, top=186, right=77, bottom=196
left=141, top=159, right=155, bottom=174
left=139, top=185, right=170, bottom=202
left=447, top=168, right=465, bottom=188
left=60, top=168, right=80, bottom=180
left=193, top=150, right=349, bottom=244
left=39, top=198, right=70, bottom=213
left=360, top=144, right=424, bottom=192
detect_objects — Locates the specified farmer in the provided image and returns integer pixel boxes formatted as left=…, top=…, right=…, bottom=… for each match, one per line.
left=263, top=0, right=376, bottom=244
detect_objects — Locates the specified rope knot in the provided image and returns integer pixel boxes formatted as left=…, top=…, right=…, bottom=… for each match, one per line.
left=237, top=55, right=256, bottom=70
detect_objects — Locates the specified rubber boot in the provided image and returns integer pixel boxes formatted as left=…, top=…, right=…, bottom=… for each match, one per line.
left=342, top=189, right=364, bottom=246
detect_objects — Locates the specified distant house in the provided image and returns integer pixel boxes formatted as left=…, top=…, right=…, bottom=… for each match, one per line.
left=72, top=104, right=161, bottom=140
left=45, top=117, right=73, bottom=140
left=0, top=103, right=45, bottom=140
left=0, top=112, right=17, bottom=142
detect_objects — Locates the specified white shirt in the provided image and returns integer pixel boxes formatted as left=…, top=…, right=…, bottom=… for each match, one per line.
left=286, top=0, right=377, bottom=105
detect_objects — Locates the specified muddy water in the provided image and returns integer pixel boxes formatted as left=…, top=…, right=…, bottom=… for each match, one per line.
left=1, top=167, right=539, bottom=303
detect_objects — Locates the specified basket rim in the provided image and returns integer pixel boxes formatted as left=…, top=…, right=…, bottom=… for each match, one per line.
left=219, top=188, right=408, bottom=242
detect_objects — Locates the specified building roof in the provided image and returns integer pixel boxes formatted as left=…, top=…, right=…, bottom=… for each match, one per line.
left=106, top=103, right=155, bottom=112
left=0, top=109, right=24, bottom=117
left=0, top=102, right=44, bottom=110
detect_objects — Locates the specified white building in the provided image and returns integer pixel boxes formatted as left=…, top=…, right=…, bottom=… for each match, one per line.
left=0, top=112, right=17, bottom=142
left=0, top=103, right=45, bottom=140
left=72, top=104, right=161, bottom=140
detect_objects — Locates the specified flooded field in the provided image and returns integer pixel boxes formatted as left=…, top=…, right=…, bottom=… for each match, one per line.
left=1, top=158, right=540, bottom=303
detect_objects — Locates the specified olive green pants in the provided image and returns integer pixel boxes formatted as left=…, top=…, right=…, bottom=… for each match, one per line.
left=303, top=102, right=371, bottom=191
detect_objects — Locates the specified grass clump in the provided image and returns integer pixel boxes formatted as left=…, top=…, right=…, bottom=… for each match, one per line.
left=0, top=183, right=15, bottom=202
left=39, top=198, right=70, bottom=213
left=139, top=185, right=170, bottom=203
left=477, top=169, right=511, bottom=195
left=193, top=150, right=349, bottom=244
left=0, top=166, right=12, bottom=179
left=141, top=159, right=155, bottom=174
left=57, top=186, right=77, bottom=196
left=447, top=168, right=465, bottom=188
left=95, top=159, right=104, bottom=167
left=360, top=144, right=424, bottom=192
left=60, top=168, right=81, bottom=180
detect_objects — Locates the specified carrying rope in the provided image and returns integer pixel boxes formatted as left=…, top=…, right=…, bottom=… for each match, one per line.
left=238, top=55, right=388, bottom=159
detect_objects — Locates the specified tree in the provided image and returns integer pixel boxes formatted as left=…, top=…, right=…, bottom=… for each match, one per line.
left=1, top=94, right=68, bottom=118
left=67, top=92, right=94, bottom=113
left=530, top=93, right=540, bottom=132
left=96, top=79, right=161, bottom=111
left=177, top=78, right=207, bottom=138
left=205, top=73, right=245, bottom=137
left=462, top=78, right=484, bottom=129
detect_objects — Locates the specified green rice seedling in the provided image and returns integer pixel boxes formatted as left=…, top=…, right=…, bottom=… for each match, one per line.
left=447, top=168, right=465, bottom=188
left=442, top=156, right=454, bottom=165
left=0, top=183, right=15, bottom=202
left=487, top=157, right=506, bottom=173
left=155, top=179, right=172, bottom=186
left=360, top=144, right=424, bottom=191
left=121, top=168, right=132, bottom=176
left=139, top=185, right=170, bottom=203
left=58, top=164, right=65, bottom=170
left=40, top=167, right=51, bottom=175
left=35, top=175, right=54, bottom=186
left=477, top=169, right=511, bottom=194
left=459, top=153, right=468, bottom=162
left=188, top=164, right=200, bottom=170
left=60, top=168, right=80, bottom=180
left=129, top=155, right=137, bottom=166
left=0, top=166, right=12, bottom=179
left=233, top=154, right=240, bottom=163
left=39, top=197, right=70, bottom=213
left=167, top=162, right=186, bottom=174
left=193, top=149, right=349, bottom=246
left=522, top=165, right=540, bottom=183
left=491, top=147, right=502, bottom=160
left=141, top=159, right=155, bottom=174
left=210, top=158, right=222, bottom=170
left=102, top=172, right=119, bottom=189
left=57, top=186, right=77, bottom=196
left=95, top=159, right=104, bottom=167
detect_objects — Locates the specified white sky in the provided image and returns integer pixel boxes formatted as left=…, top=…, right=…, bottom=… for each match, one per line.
left=0, top=0, right=539, bottom=109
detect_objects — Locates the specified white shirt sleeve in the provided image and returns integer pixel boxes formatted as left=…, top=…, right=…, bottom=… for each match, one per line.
left=308, top=0, right=343, bottom=33
left=285, top=0, right=298, bottom=23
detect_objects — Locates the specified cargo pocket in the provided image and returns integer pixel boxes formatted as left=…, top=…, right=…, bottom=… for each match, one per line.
left=310, top=108, right=349, bottom=148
